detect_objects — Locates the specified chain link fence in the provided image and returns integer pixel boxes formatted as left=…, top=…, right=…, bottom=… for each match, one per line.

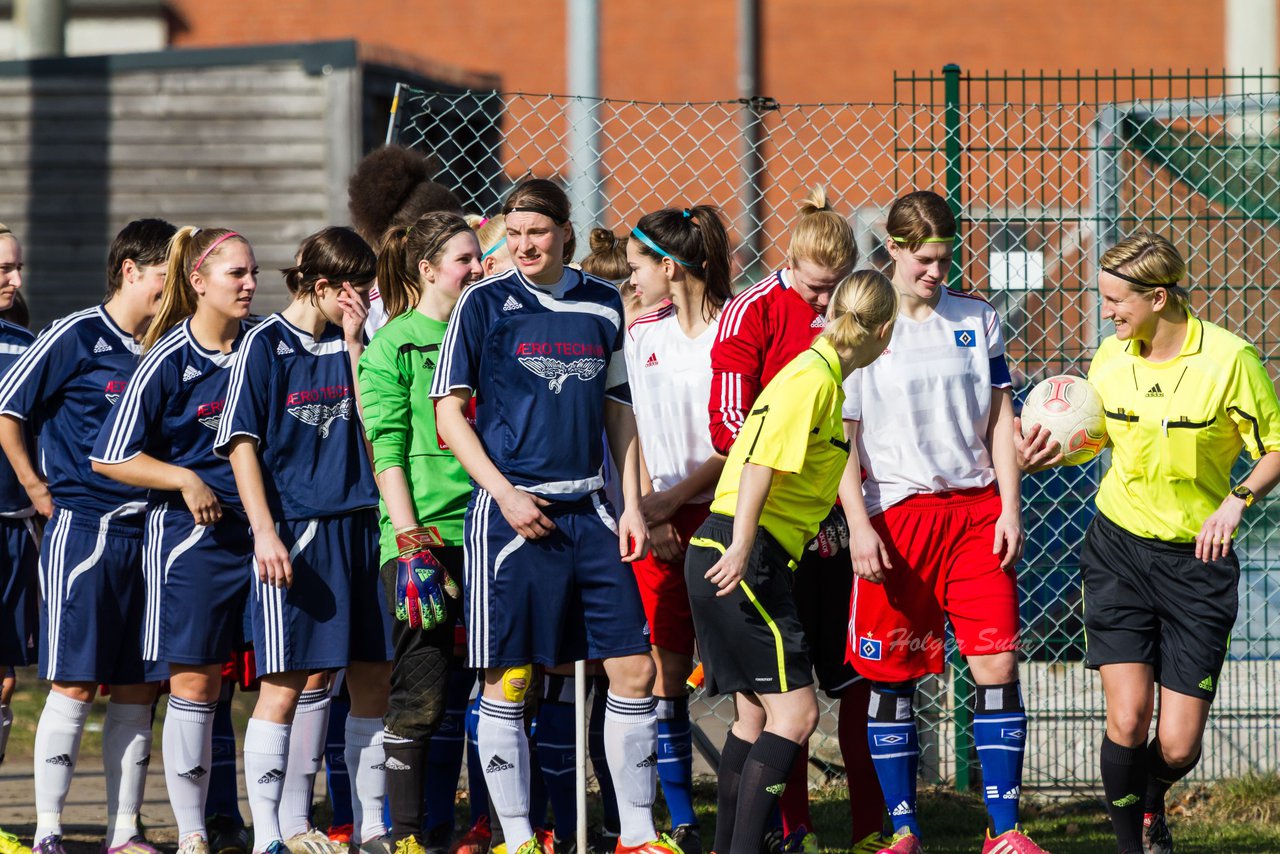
left=388, top=68, right=1280, bottom=793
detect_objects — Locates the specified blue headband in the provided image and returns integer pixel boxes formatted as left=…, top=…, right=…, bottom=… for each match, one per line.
left=481, top=241, right=505, bottom=261
left=630, top=227, right=694, bottom=269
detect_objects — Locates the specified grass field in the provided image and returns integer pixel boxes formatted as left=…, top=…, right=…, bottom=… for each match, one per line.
left=4, top=669, right=1280, bottom=853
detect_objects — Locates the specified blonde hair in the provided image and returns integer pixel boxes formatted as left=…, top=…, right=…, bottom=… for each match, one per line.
left=1099, top=231, right=1189, bottom=311
left=145, top=226, right=246, bottom=351
left=0, top=223, right=12, bottom=237
left=787, top=186, right=857, bottom=274
left=821, top=270, right=898, bottom=351
left=469, top=214, right=509, bottom=263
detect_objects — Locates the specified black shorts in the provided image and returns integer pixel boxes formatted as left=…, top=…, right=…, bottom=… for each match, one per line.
left=793, top=507, right=861, bottom=697
left=684, top=514, right=813, bottom=697
left=1080, top=512, right=1238, bottom=701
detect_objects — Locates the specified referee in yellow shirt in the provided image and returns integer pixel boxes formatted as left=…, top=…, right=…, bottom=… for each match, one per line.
left=684, top=271, right=895, bottom=854
left=1076, top=233, right=1280, bottom=854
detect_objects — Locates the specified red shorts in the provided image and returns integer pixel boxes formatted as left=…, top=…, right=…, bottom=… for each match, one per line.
left=847, top=485, right=1020, bottom=682
left=631, top=502, right=709, bottom=656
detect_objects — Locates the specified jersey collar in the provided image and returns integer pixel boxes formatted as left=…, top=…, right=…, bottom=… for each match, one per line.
left=809, top=335, right=842, bottom=383
left=96, top=304, right=142, bottom=355
left=1123, top=309, right=1203, bottom=359
left=183, top=318, right=241, bottom=369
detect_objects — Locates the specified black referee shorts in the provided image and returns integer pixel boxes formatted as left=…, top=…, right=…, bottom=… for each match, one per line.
left=684, top=513, right=813, bottom=697
left=1080, top=512, right=1238, bottom=701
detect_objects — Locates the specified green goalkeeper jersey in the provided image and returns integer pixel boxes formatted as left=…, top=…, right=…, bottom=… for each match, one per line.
left=358, top=309, right=472, bottom=565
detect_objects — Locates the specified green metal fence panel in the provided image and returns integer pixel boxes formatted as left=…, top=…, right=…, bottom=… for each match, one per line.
left=387, top=68, right=1280, bottom=792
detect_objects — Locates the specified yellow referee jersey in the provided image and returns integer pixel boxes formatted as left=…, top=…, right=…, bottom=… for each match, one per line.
left=1088, top=312, right=1280, bottom=542
left=710, top=336, right=850, bottom=561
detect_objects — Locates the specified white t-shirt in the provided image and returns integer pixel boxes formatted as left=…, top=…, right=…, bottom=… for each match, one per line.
left=843, top=287, right=1012, bottom=516
left=625, top=303, right=719, bottom=502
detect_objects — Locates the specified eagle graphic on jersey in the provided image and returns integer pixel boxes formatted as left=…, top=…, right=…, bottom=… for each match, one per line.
left=286, top=395, right=353, bottom=438
left=198, top=413, right=222, bottom=431
left=517, top=356, right=606, bottom=394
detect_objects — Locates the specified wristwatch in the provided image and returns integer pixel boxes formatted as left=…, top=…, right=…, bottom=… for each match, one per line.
left=1231, top=484, right=1255, bottom=507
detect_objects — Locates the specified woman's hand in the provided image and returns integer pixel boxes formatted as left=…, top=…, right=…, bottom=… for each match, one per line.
left=1015, top=418, right=1064, bottom=474
left=648, top=521, right=684, bottom=563
left=1195, top=497, right=1245, bottom=563
left=22, top=478, right=53, bottom=518
left=338, top=282, right=370, bottom=344
left=705, top=543, right=750, bottom=597
left=496, top=488, right=555, bottom=540
left=639, top=489, right=680, bottom=526
left=993, top=507, right=1024, bottom=570
left=849, top=519, right=891, bottom=583
left=180, top=472, right=222, bottom=526
left=618, top=503, right=649, bottom=563
left=254, top=526, right=293, bottom=588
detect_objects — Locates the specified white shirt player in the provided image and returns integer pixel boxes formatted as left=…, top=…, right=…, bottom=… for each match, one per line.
left=843, top=287, right=1012, bottom=516
left=625, top=303, right=719, bottom=504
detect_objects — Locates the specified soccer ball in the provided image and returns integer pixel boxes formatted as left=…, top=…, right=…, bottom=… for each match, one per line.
left=1020, top=374, right=1107, bottom=466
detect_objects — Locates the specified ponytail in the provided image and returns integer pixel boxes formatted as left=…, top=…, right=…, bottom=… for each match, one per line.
left=630, top=204, right=732, bottom=322
left=787, top=186, right=857, bottom=274
left=821, top=270, right=897, bottom=352
left=376, top=211, right=472, bottom=319
left=145, top=226, right=243, bottom=351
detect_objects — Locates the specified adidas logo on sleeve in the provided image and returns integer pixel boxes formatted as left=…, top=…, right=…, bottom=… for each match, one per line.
left=93, top=337, right=112, bottom=354
left=502, top=295, right=523, bottom=312
left=182, top=365, right=202, bottom=382
left=645, top=352, right=659, bottom=368
left=276, top=340, right=294, bottom=356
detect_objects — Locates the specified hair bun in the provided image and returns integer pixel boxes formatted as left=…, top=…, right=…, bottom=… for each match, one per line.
left=588, top=228, right=620, bottom=253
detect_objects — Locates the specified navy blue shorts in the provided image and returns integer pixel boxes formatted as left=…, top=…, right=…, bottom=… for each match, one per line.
left=0, top=515, right=40, bottom=666
left=39, top=506, right=166, bottom=683
left=144, top=505, right=253, bottom=667
left=463, top=488, right=651, bottom=668
left=250, top=509, right=391, bottom=675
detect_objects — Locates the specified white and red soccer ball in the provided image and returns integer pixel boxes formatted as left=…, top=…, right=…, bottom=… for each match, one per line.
left=1020, top=374, right=1108, bottom=466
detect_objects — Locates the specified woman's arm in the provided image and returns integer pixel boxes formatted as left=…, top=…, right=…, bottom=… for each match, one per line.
left=1196, top=450, right=1280, bottom=562
left=604, top=400, right=648, bottom=562
left=988, top=387, right=1024, bottom=569
left=838, top=420, right=892, bottom=583
left=0, top=415, right=51, bottom=517
left=91, top=454, right=221, bottom=526
left=435, top=390, right=554, bottom=539
left=703, top=461, right=775, bottom=597
left=226, top=437, right=291, bottom=587
left=639, top=454, right=726, bottom=526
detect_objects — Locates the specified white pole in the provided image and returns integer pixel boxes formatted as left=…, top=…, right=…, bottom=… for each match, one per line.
left=574, top=659, right=588, bottom=854
left=566, top=0, right=603, bottom=262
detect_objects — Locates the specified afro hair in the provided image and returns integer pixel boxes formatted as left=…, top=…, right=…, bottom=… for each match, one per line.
left=347, top=145, right=464, bottom=245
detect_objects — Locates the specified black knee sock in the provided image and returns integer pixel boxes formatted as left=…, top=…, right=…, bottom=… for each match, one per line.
left=1100, top=735, right=1148, bottom=854
left=383, top=732, right=430, bottom=843
left=713, top=732, right=752, bottom=854
left=1144, top=738, right=1200, bottom=815
left=729, top=733, right=803, bottom=854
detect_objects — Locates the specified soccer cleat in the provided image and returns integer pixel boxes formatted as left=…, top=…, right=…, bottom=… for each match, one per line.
left=874, top=830, right=923, bottom=854
left=353, top=837, right=394, bottom=854
left=1142, top=812, right=1174, bottom=854
left=327, top=826, right=354, bottom=846
left=207, top=816, right=251, bottom=854
left=265, top=843, right=290, bottom=854
left=176, top=835, right=211, bottom=854
left=534, top=830, right=555, bottom=854
left=393, top=839, right=426, bottom=854
left=760, top=828, right=784, bottom=854
left=780, top=826, right=818, bottom=854
left=102, top=839, right=161, bottom=854
left=511, top=840, right=544, bottom=854
left=285, top=829, right=348, bottom=854
left=450, top=817, right=491, bottom=854
left=669, top=825, right=701, bottom=854
left=980, top=826, right=1050, bottom=854
left=32, top=837, right=66, bottom=854
left=0, top=830, right=31, bottom=854
left=852, top=833, right=890, bottom=854
left=612, top=834, right=684, bottom=854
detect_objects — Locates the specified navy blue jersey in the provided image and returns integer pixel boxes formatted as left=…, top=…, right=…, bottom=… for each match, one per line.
left=91, top=319, right=247, bottom=511
left=430, top=268, right=630, bottom=501
left=213, top=313, right=377, bottom=520
left=0, top=306, right=147, bottom=515
left=0, top=320, right=36, bottom=515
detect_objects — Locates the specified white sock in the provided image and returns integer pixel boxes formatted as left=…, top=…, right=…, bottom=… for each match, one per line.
left=477, top=697, right=533, bottom=846
left=164, top=696, right=217, bottom=840
left=103, top=702, right=155, bottom=847
left=0, top=702, right=12, bottom=764
left=604, top=692, right=659, bottom=846
left=345, top=715, right=386, bottom=844
left=279, top=689, right=330, bottom=838
left=34, top=691, right=91, bottom=841
left=244, top=718, right=290, bottom=851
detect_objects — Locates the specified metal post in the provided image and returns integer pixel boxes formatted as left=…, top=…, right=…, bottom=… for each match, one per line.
left=15, top=0, right=67, bottom=59
left=941, top=62, right=976, bottom=792
left=574, top=659, right=587, bottom=854
left=737, top=0, right=765, bottom=277
left=567, top=0, right=603, bottom=262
